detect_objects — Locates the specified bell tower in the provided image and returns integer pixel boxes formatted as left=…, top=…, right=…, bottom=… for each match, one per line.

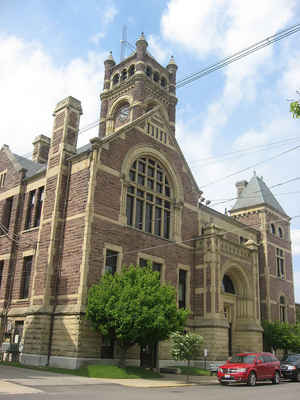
left=98, top=33, right=178, bottom=138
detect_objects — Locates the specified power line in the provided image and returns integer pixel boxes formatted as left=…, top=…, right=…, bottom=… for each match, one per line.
left=103, top=214, right=300, bottom=262
left=199, top=143, right=300, bottom=189
left=188, top=137, right=300, bottom=168
left=209, top=177, right=300, bottom=207
left=175, top=23, right=300, bottom=89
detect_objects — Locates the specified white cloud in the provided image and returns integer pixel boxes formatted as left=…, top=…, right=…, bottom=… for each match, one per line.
left=293, top=267, right=300, bottom=303
left=162, top=0, right=296, bottom=58
left=291, top=230, right=300, bottom=255
left=0, top=35, right=106, bottom=155
left=162, top=0, right=299, bottom=213
left=89, top=2, right=118, bottom=45
left=90, top=32, right=105, bottom=45
left=103, top=4, right=118, bottom=25
left=148, top=34, right=169, bottom=63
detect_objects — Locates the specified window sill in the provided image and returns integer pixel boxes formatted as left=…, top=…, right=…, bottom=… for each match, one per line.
left=125, top=224, right=173, bottom=242
left=22, top=226, right=39, bottom=234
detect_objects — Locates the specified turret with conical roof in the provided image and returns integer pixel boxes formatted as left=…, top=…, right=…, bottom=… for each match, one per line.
left=231, top=172, right=287, bottom=216
left=230, top=172, right=295, bottom=324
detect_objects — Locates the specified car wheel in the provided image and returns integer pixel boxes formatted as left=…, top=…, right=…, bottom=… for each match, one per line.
left=272, top=371, right=280, bottom=384
left=293, top=370, right=300, bottom=382
left=247, top=372, right=256, bottom=386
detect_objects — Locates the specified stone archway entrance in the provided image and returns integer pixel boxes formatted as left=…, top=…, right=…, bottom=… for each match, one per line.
left=221, top=269, right=253, bottom=356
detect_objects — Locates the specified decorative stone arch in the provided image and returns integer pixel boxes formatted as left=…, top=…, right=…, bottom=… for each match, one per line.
left=220, top=262, right=258, bottom=356
left=106, top=95, right=133, bottom=135
left=220, top=262, right=256, bottom=327
left=119, top=145, right=184, bottom=241
left=221, top=263, right=251, bottom=299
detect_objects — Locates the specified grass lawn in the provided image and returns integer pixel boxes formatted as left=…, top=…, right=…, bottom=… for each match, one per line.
left=171, top=366, right=211, bottom=376
left=0, top=361, right=161, bottom=379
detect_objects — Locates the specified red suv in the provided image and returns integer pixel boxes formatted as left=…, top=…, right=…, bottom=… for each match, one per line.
left=217, top=352, right=280, bottom=386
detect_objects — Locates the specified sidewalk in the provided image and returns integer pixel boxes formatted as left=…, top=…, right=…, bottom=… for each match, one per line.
left=0, top=365, right=219, bottom=392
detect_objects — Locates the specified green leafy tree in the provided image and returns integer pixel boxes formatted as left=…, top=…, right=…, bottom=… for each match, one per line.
left=263, top=321, right=300, bottom=355
left=86, top=265, right=188, bottom=367
left=171, top=331, right=204, bottom=382
left=290, top=101, right=300, bottom=118
left=296, top=305, right=300, bottom=322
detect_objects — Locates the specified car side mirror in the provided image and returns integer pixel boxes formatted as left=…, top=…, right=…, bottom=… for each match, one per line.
left=256, top=359, right=262, bottom=364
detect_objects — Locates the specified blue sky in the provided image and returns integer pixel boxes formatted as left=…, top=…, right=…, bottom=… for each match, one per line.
left=1, top=0, right=300, bottom=302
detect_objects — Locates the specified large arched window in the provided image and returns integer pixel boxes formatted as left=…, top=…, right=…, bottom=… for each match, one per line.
left=126, top=157, right=171, bottom=239
left=222, top=275, right=235, bottom=294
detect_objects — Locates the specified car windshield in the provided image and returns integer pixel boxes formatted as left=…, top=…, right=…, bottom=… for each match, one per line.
left=229, top=355, right=256, bottom=364
left=282, top=355, right=300, bottom=362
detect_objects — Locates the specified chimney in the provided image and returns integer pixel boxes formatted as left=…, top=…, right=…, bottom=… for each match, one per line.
left=236, top=180, right=248, bottom=197
left=32, top=134, right=50, bottom=164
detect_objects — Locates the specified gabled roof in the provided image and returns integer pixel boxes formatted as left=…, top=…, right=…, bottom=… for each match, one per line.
left=231, top=173, right=287, bottom=216
left=90, top=105, right=201, bottom=196
left=13, top=154, right=45, bottom=178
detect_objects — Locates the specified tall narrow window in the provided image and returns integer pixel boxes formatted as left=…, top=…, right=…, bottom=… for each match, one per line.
left=0, top=171, right=7, bottom=188
left=25, top=190, right=36, bottom=229
left=34, top=187, right=44, bottom=227
left=279, top=296, right=286, bottom=322
left=276, top=248, right=284, bottom=278
left=126, top=157, right=172, bottom=239
left=0, top=260, right=4, bottom=290
left=178, top=269, right=187, bottom=309
left=105, top=250, right=118, bottom=275
left=20, top=256, right=32, bottom=299
left=1, top=196, right=13, bottom=234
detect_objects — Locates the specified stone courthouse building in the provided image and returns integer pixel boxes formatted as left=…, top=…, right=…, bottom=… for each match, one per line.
left=0, top=34, right=296, bottom=368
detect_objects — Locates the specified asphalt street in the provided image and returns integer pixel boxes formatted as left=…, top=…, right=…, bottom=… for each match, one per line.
left=1, top=365, right=300, bottom=400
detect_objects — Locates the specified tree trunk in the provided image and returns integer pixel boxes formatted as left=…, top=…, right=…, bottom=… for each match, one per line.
left=118, top=346, right=128, bottom=368
left=186, top=359, right=191, bottom=383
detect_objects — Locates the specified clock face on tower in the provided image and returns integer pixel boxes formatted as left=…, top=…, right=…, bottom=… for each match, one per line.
left=116, top=105, right=130, bottom=125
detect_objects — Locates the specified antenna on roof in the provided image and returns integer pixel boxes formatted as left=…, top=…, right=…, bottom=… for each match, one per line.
left=120, top=25, right=127, bottom=61
left=120, top=26, right=136, bottom=61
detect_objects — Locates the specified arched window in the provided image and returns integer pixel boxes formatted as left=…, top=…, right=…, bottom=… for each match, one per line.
left=146, top=66, right=152, bottom=78
left=278, top=227, right=283, bottom=238
left=126, top=157, right=171, bottom=239
left=128, top=64, right=135, bottom=76
left=161, top=77, right=167, bottom=88
left=112, top=73, right=119, bottom=85
left=121, top=69, right=127, bottom=81
left=270, top=223, right=275, bottom=235
left=153, top=71, right=159, bottom=82
left=279, top=296, right=286, bottom=322
left=222, top=275, right=235, bottom=294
